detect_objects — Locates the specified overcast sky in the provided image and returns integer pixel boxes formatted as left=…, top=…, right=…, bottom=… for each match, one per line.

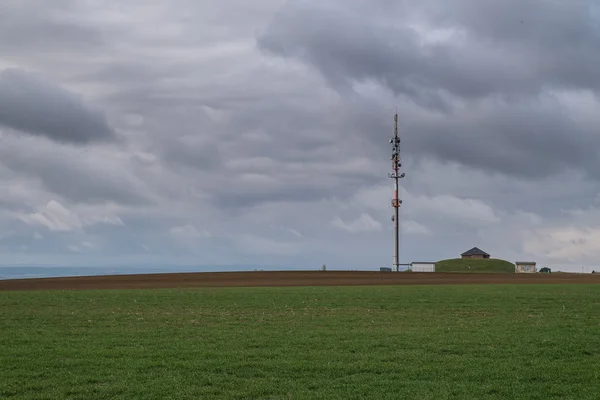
left=1, top=0, right=599, bottom=271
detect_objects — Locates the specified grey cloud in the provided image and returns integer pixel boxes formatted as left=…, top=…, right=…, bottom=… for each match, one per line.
left=0, top=68, right=115, bottom=144
left=99, top=71, right=383, bottom=208
left=424, top=0, right=600, bottom=91
left=0, top=137, right=149, bottom=205
left=404, top=97, right=600, bottom=180
left=0, top=0, right=104, bottom=53
left=2, top=0, right=599, bottom=270
left=214, top=183, right=337, bottom=211
left=138, top=107, right=224, bottom=170
left=404, top=159, right=599, bottom=219
left=258, top=1, right=600, bottom=181
left=161, top=137, right=222, bottom=170
left=258, top=1, right=600, bottom=100
left=72, top=60, right=194, bottom=90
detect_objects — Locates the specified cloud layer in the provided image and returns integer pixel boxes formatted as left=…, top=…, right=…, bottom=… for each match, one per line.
left=0, top=0, right=599, bottom=271
left=0, top=68, right=115, bottom=144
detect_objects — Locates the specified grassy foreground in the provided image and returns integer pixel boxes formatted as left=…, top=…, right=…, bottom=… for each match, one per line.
left=1, top=285, right=599, bottom=399
left=436, top=258, right=515, bottom=273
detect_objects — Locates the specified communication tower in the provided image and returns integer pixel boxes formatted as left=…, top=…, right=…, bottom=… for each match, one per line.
left=388, top=113, right=405, bottom=271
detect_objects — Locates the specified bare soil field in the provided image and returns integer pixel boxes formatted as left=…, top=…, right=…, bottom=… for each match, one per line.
left=1, top=270, right=599, bottom=291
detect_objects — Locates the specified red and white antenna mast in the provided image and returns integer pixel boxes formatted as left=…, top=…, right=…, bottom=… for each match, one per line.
left=389, top=113, right=405, bottom=271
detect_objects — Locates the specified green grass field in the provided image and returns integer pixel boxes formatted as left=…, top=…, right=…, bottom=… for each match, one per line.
left=1, top=285, right=599, bottom=399
left=436, top=258, right=515, bottom=273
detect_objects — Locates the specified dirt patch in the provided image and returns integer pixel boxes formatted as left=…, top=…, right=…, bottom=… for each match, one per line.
left=1, top=271, right=599, bottom=291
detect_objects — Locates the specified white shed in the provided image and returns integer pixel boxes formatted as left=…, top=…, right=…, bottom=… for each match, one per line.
left=411, top=262, right=436, bottom=272
left=515, top=261, right=536, bottom=273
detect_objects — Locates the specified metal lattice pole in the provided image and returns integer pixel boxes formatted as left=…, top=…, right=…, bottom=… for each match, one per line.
left=389, top=113, right=405, bottom=271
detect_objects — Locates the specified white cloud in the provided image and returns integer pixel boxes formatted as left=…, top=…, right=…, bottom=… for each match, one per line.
left=169, top=224, right=211, bottom=241
left=409, top=193, right=501, bottom=226
left=82, top=215, right=124, bottom=226
left=402, top=220, right=431, bottom=235
left=269, top=224, right=304, bottom=238
left=524, top=227, right=600, bottom=263
left=351, top=184, right=390, bottom=210
left=351, top=184, right=499, bottom=228
left=16, top=200, right=124, bottom=232
left=332, top=213, right=382, bottom=233
left=236, top=234, right=302, bottom=256
left=17, top=200, right=82, bottom=232
left=68, top=245, right=82, bottom=253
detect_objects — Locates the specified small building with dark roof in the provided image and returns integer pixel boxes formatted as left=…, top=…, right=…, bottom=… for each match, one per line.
left=461, top=247, right=490, bottom=259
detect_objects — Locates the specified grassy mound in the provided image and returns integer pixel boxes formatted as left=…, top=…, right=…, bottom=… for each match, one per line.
left=436, top=258, right=515, bottom=273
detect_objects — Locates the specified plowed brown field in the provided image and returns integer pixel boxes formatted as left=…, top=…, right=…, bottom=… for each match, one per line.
left=1, top=270, right=599, bottom=291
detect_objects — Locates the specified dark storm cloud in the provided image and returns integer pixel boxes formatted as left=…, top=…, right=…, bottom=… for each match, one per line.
left=0, top=69, right=115, bottom=144
left=257, top=0, right=600, bottom=180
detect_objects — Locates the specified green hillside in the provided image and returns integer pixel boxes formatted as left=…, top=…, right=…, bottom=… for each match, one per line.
left=436, top=258, right=515, bottom=273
